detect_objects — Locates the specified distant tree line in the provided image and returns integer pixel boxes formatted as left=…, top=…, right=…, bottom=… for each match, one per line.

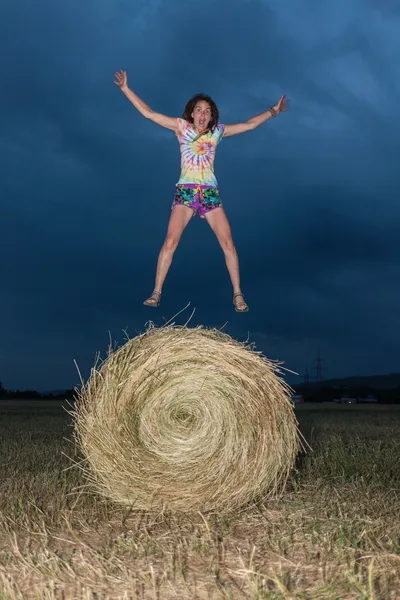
left=1, top=380, right=399, bottom=404
left=294, top=384, right=400, bottom=404
left=0, top=382, right=75, bottom=400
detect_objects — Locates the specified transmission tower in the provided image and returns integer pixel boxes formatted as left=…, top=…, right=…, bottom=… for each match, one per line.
left=315, top=350, right=324, bottom=381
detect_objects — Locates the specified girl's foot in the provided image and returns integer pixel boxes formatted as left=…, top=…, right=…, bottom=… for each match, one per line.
left=233, top=292, right=249, bottom=313
left=143, top=290, right=161, bottom=307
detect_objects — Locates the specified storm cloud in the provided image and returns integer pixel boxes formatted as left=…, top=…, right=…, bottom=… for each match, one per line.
left=1, top=0, right=399, bottom=389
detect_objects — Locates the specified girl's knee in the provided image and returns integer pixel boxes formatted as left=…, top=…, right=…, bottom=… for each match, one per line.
left=164, top=235, right=180, bottom=252
left=221, top=238, right=235, bottom=254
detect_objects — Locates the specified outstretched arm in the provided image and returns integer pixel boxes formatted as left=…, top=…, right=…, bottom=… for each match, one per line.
left=113, top=70, right=177, bottom=132
left=224, top=95, right=289, bottom=138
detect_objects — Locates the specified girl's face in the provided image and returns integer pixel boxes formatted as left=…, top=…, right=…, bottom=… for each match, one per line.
left=191, top=101, right=212, bottom=131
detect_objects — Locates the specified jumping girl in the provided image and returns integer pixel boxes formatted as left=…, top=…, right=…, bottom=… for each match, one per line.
left=113, top=70, right=289, bottom=312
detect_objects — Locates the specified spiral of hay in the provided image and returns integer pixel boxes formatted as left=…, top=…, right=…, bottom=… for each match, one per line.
left=72, top=324, right=301, bottom=513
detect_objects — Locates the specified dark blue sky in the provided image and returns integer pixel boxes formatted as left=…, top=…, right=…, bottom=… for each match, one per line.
left=1, top=0, right=400, bottom=390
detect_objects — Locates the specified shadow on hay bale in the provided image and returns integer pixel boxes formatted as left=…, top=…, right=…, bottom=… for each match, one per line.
left=72, top=324, right=302, bottom=513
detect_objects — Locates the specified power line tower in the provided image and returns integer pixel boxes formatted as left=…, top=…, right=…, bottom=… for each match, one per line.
left=315, top=350, right=324, bottom=382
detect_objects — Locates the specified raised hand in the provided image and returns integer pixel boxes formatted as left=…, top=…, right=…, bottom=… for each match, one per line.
left=273, top=94, right=289, bottom=114
left=113, top=69, right=128, bottom=91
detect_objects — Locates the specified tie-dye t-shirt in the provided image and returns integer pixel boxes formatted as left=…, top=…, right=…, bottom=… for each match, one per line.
left=175, top=118, right=225, bottom=186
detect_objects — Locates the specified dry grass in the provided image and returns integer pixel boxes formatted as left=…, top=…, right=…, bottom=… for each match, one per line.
left=72, top=325, right=301, bottom=512
left=0, top=401, right=399, bottom=598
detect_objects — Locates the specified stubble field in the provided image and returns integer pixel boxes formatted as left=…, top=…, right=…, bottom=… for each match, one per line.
left=0, top=400, right=399, bottom=599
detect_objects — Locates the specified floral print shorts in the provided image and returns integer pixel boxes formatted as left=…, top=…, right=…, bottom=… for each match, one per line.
left=171, top=184, right=222, bottom=219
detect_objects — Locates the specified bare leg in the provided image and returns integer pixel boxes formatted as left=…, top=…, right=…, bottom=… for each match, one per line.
left=144, top=204, right=194, bottom=305
left=204, top=206, right=248, bottom=311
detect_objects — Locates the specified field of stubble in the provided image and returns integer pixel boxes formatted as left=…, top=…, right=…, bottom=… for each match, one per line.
left=0, top=400, right=399, bottom=599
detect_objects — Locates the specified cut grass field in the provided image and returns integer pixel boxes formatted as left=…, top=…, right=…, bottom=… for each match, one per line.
left=0, top=401, right=399, bottom=599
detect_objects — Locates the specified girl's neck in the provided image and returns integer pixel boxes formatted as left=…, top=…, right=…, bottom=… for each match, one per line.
left=193, top=125, right=209, bottom=134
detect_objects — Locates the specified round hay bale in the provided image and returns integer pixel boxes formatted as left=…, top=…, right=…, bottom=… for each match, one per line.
left=72, top=324, right=301, bottom=513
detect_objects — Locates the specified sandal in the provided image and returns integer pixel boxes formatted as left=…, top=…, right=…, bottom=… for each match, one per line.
left=233, top=291, right=249, bottom=313
left=143, top=290, right=161, bottom=307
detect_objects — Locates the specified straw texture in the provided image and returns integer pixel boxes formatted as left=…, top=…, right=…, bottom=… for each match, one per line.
left=72, top=324, right=301, bottom=513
